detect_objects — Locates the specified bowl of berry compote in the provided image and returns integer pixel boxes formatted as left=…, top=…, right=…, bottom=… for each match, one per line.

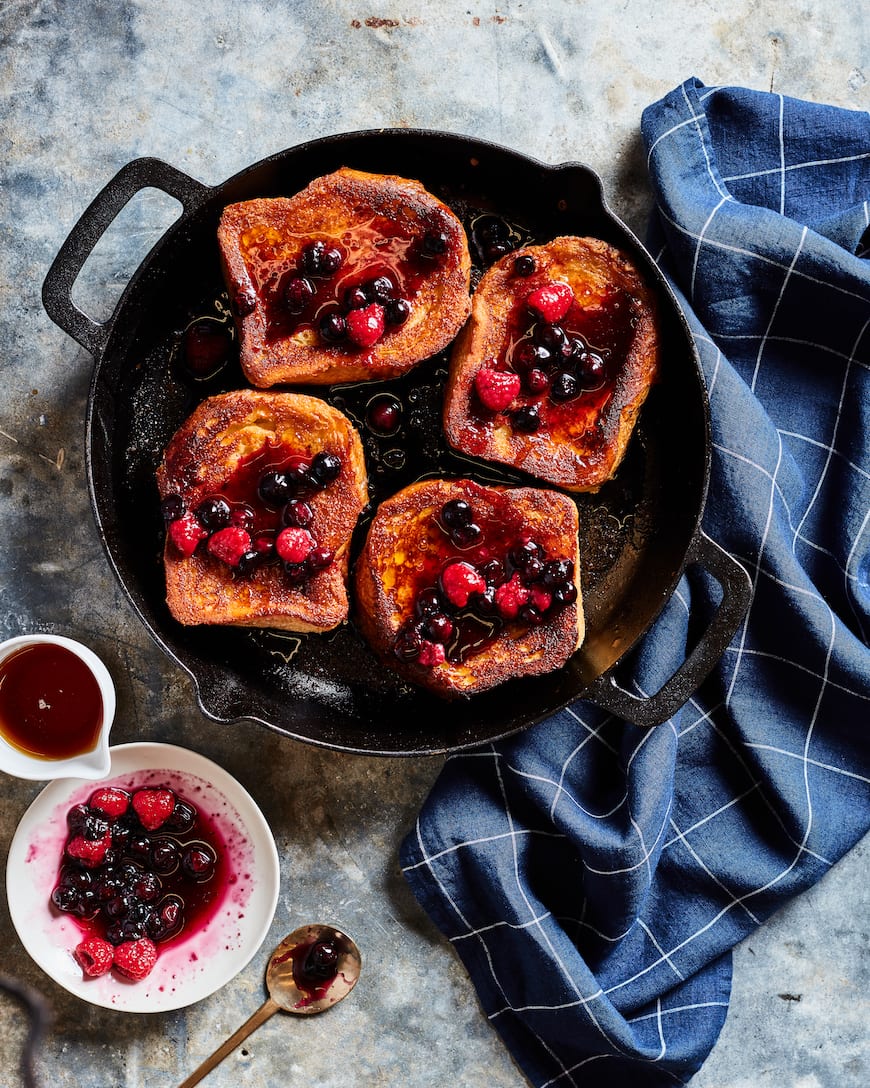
left=5, top=742, right=279, bottom=1012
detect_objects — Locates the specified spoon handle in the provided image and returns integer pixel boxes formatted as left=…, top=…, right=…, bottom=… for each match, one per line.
left=178, top=996, right=281, bottom=1088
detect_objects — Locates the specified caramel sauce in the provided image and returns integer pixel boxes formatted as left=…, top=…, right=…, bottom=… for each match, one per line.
left=0, top=644, right=103, bottom=760
left=240, top=214, right=438, bottom=344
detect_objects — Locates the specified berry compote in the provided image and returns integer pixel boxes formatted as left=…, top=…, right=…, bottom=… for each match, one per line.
left=162, top=442, right=342, bottom=585
left=50, top=784, right=226, bottom=981
left=392, top=493, right=576, bottom=669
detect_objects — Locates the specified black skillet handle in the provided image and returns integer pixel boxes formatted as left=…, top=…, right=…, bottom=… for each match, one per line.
left=41, top=157, right=210, bottom=357
left=587, top=531, right=752, bottom=728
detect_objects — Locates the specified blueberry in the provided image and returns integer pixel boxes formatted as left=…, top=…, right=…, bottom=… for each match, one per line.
left=394, top=627, right=422, bottom=661
left=319, top=312, right=347, bottom=342
left=542, top=559, right=574, bottom=588
left=182, top=843, right=217, bottom=882
left=440, top=499, right=473, bottom=529
left=513, top=254, right=536, bottom=277
left=51, top=885, right=80, bottom=913
left=124, top=832, right=151, bottom=861
left=384, top=297, right=411, bottom=326
left=478, top=559, right=505, bottom=585
left=66, top=803, right=90, bottom=835
left=81, top=812, right=109, bottom=841
left=511, top=405, right=541, bottom=434
left=195, top=497, right=231, bottom=530
left=282, top=499, right=314, bottom=528
left=131, top=871, right=162, bottom=903
left=59, top=864, right=93, bottom=892
left=579, top=352, right=607, bottom=388
left=519, top=604, right=545, bottom=625
left=421, top=230, right=448, bottom=257
left=300, top=240, right=326, bottom=276
left=512, top=342, right=551, bottom=372
left=367, top=395, right=402, bottom=434
left=425, top=613, right=454, bottom=644
left=283, top=561, right=310, bottom=584
left=535, top=323, right=570, bottom=357
left=368, top=275, right=394, bottom=302
left=510, top=539, right=544, bottom=570
left=320, top=246, right=344, bottom=275
left=160, top=494, right=185, bottom=522
left=310, top=451, right=342, bottom=486
left=235, top=551, right=262, bottom=577
left=344, top=284, right=370, bottom=310
left=307, top=546, right=334, bottom=571
left=523, top=367, right=551, bottom=395
left=150, top=839, right=180, bottom=875
left=258, top=471, right=292, bottom=507
left=485, top=240, right=512, bottom=262
left=163, top=799, right=197, bottom=835
left=472, top=585, right=499, bottom=616
left=550, top=371, right=579, bottom=402
left=473, top=215, right=509, bottom=243
left=451, top=522, right=482, bottom=548
left=554, top=582, right=578, bottom=605
left=299, top=939, right=340, bottom=983
left=285, top=275, right=315, bottom=314
left=415, top=588, right=443, bottom=617
left=147, top=894, right=185, bottom=942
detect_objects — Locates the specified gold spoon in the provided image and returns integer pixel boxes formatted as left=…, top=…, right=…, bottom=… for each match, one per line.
left=178, top=923, right=362, bottom=1088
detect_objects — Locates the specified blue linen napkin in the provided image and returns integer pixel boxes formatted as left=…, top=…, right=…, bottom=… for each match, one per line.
left=400, top=78, right=870, bottom=1086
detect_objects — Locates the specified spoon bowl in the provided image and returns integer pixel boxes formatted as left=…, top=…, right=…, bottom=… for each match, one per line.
left=179, top=924, right=361, bottom=1088
left=266, top=923, right=362, bottom=1014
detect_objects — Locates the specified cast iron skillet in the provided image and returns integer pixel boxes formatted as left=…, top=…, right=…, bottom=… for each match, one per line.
left=42, top=130, right=751, bottom=755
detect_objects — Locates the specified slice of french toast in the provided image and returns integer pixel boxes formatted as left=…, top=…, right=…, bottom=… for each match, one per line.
left=354, top=478, right=583, bottom=698
left=218, top=167, right=472, bottom=387
left=156, top=390, right=368, bottom=632
left=443, top=236, right=660, bottom=491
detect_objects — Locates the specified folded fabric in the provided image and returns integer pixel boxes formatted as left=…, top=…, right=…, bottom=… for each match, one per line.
left=400, top=77, right=870, bottom=1087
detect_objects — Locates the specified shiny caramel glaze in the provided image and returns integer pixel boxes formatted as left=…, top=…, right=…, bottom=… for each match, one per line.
left=218, top=168, right=472, bottom=386
left=354, top=478, right=583, bottom=698
left=443, top=236, right=659, bottom=491
left=156, top=390, right=368, bottom=632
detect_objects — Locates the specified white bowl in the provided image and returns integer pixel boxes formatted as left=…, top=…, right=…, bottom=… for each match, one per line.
left=6, top=742, right=280, bottom=1012
left=0, top=634, right=116, bottom=781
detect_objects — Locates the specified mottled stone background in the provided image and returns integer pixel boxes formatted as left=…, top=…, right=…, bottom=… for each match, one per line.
left=0, top=1, right=867, bottom=1086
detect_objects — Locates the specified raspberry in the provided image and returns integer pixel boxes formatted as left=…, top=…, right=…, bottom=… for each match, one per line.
left=207, top=526, right=252, bottom=567
left=66, top=831, right=111, bottom=867
left=113, top=938, right=158, bottom=981
left=439, top=561, right=487, bottom=608
left=526, top=281, right=574, bottom=323
left=346, top=302, right=385, bottom=348
left=74, top=937, right=114, bottom=977
left=131, top=788, right=176, bottom=831
left=276, top=527, right=315, bottom=564
left=88, top=787, right=130, bottom=819
left=495, top=573, right=531, bottom=620
left=473, top=366, right=521, bottom=412
left=529, top=584, right=553, bottom=613
left=168, top=513, right=207, bottom=557
left=417, top=640, right=446, bottom=667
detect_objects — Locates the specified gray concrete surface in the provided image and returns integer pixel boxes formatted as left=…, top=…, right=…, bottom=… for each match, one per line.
left=0, top=1, right=867, bottom=1086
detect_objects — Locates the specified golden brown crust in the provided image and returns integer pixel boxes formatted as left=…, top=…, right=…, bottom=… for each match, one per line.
left=443, top=236, right=659, bottom=491
left=354, top=478, right=584, bottom=698
left=218, top=168, right=472, bottom=386
left=156, top=390, right=368, bottom=632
